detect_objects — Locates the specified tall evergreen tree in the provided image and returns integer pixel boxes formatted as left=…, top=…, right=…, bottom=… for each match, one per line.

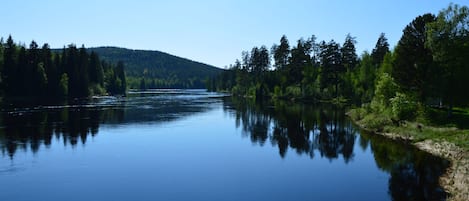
left=272, top=35, right=290, bottom=71
left=41, top=44, right=55, bottom=96
left=341, top=34, right=358, bottom=70
left=16, top=46, right=27, bottom=96
left=116, top=61, right=126, bottom=94
left=319, top=40, right=343, bottom=97
left=2, top=36, right=17, bottom=95
left=28, top=41, right=43, bottom=96
left=371, top=33, right=390, bottom=67
left=393, top=13, right=437, bottom=101
left=66, top=44, right=80, bottom=98
left=89, top=51, right=104, bottom=85
left=288, top=38, right=312, bottom=85
left=78, top=45, right=90, bottom=97
left=249, top=46, right=270, bottom=83
left=0, top=38, right=3, bottom=95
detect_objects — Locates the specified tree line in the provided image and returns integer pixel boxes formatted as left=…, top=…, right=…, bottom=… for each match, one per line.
left=86, top=47, right=221, bottom=90
left=208, top=3, right=469, bottom=120
left=207, top=31, right=390, bottom=104
left=0, top=36, right=126, bottom=99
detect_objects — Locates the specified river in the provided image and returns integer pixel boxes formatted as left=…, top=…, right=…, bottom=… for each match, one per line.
left=0, top=89, right=448, bottom=201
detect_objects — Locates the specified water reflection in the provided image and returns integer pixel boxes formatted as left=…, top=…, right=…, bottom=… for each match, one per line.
left=0, top=108, right=102, bottom=158
left=224, top=98, right=356, bottom=161
left=361, top=131, right=449, bottom=201
left=0, top=92, right=449, bottom=201
left=223, top=97, right=448, bottom=201
left=0, top=90, right=222, bottom=158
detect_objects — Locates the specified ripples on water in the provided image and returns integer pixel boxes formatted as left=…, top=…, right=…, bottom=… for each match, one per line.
left=0, top=89, right=448, bottom=201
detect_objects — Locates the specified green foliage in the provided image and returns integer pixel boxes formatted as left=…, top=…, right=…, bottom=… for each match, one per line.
left=319, top=40, right=343, bottom=95
left=89, top=84, right=106, bottom=96
left=355, top=52, right=376, bottom=103
left=393, top=13, right=436, bottom=101
left=360, top=112, right=393, bottom=131
left=285, top=85, right=301, bottom=98
left=371, top=73, right=398, bottom=113
left=231, top=85, right=244, bottom=96
left=59, top=73, right=69, bottom=96
left=209, top=3, right=469, bottom=128
left=426, top=3, right=469, bottom=108
left=88, top=47, right=222, bottom=89
left=273, top=86, right=283, bottom=98
left=247, top=86, right=257, bottom=98
left=390, top=92, right=417, bottom=120
left=0, top=35, right=126, bottom=98
left=211, top=34, right=381, bottom=103
left=371, top=33, right=390, bottom=66
left=351, top=106, right=469, bottom=151
left=347, top=107, right=369, bottom=121
left=341, top=34, right=358, bottom=70
left=271, top=35, right=290, bottom=71
left=424, top=107, right=469, bottom=129
left=379, top=52, right=394, bottom=75
left=302, top=80, right=320, bottom=100
left=288, top=38, right=314, bottom=85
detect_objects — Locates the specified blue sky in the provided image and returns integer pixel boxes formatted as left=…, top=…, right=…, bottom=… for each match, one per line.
left=1, top=0, right=467, bottom=68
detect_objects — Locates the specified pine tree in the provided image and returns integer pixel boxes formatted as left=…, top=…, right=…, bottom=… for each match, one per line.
left=393, top=13, right=436, bottom=101
left=116, top=61, right=126, bottom=94
left=371, top=33, right=390, bottom=67
left=341, top=34, right=358, bottom=70
left=319, top=40, right=343, bottom=97
left=2, top=36, right=17, bottom=96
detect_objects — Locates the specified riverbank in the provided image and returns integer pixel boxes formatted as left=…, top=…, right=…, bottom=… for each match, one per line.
left=415, top=140, right=468, bottom=201
left=347, top=109, right=469, bottom=201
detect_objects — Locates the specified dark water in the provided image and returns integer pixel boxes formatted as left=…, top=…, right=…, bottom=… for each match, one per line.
left=0, top=90, right=448, bottom=201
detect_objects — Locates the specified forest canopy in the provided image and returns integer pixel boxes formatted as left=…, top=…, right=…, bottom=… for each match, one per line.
left=0, top=36, right=126, bottom=99
left=209, top=3, right=469, bottom=121
left=88, top=47, right=222, bottom=89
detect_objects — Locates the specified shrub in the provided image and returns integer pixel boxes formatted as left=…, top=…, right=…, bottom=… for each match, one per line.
left=247, top=86, right=257, bottom=98
left=361, top=112, right=392, bottom=131
left=390, top=92, right=417, bottom=120
left=273, top=86, right=283, bottom=98
left=303, top=82, right=320, bottom=99
left=372, top=73, right=398, bottom=113
left=348, top=107, right=368, bottom=121
left=89, top=84, right=106, bottom=96
left=285, top=86, right=301, bottom=98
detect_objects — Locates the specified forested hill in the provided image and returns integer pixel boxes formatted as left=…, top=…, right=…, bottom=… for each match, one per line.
left=87, top=47, right=223, bottom=89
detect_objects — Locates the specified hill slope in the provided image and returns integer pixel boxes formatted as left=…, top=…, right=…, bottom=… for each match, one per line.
left=88, top=47, right=223, bottom=89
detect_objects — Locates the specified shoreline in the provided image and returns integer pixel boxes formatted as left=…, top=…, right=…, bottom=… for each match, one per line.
left=414, top=140, right=468, bottom=201
left=349, top=116, right=469, bottom=201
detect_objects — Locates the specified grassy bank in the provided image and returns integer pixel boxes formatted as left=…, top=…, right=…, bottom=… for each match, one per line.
left=348, top=106, right=469, bottom=201
left=347, top=106, right=469, bottom=151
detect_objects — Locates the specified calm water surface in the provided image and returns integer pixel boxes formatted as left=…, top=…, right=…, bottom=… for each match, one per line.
left=0, top=90, right=448, bottom=201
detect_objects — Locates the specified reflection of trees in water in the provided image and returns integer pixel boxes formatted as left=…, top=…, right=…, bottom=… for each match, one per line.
left=0, top=104, right=209, bottom=159
left=0, top=108, right=123, bottom=159
left=0, top=94, right=217, bottom=159
left=226, top=97, right=448, bottom=201
left=359, top=131, right=448, bottom=200
left=226, top=98, right=357, bottom=162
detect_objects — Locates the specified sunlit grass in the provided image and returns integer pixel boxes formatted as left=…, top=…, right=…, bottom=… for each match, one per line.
left=348, top=107, right=469, bottom=151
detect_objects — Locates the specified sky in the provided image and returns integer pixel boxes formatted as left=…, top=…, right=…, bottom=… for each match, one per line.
left=1, top=0, right=467, bottom=68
